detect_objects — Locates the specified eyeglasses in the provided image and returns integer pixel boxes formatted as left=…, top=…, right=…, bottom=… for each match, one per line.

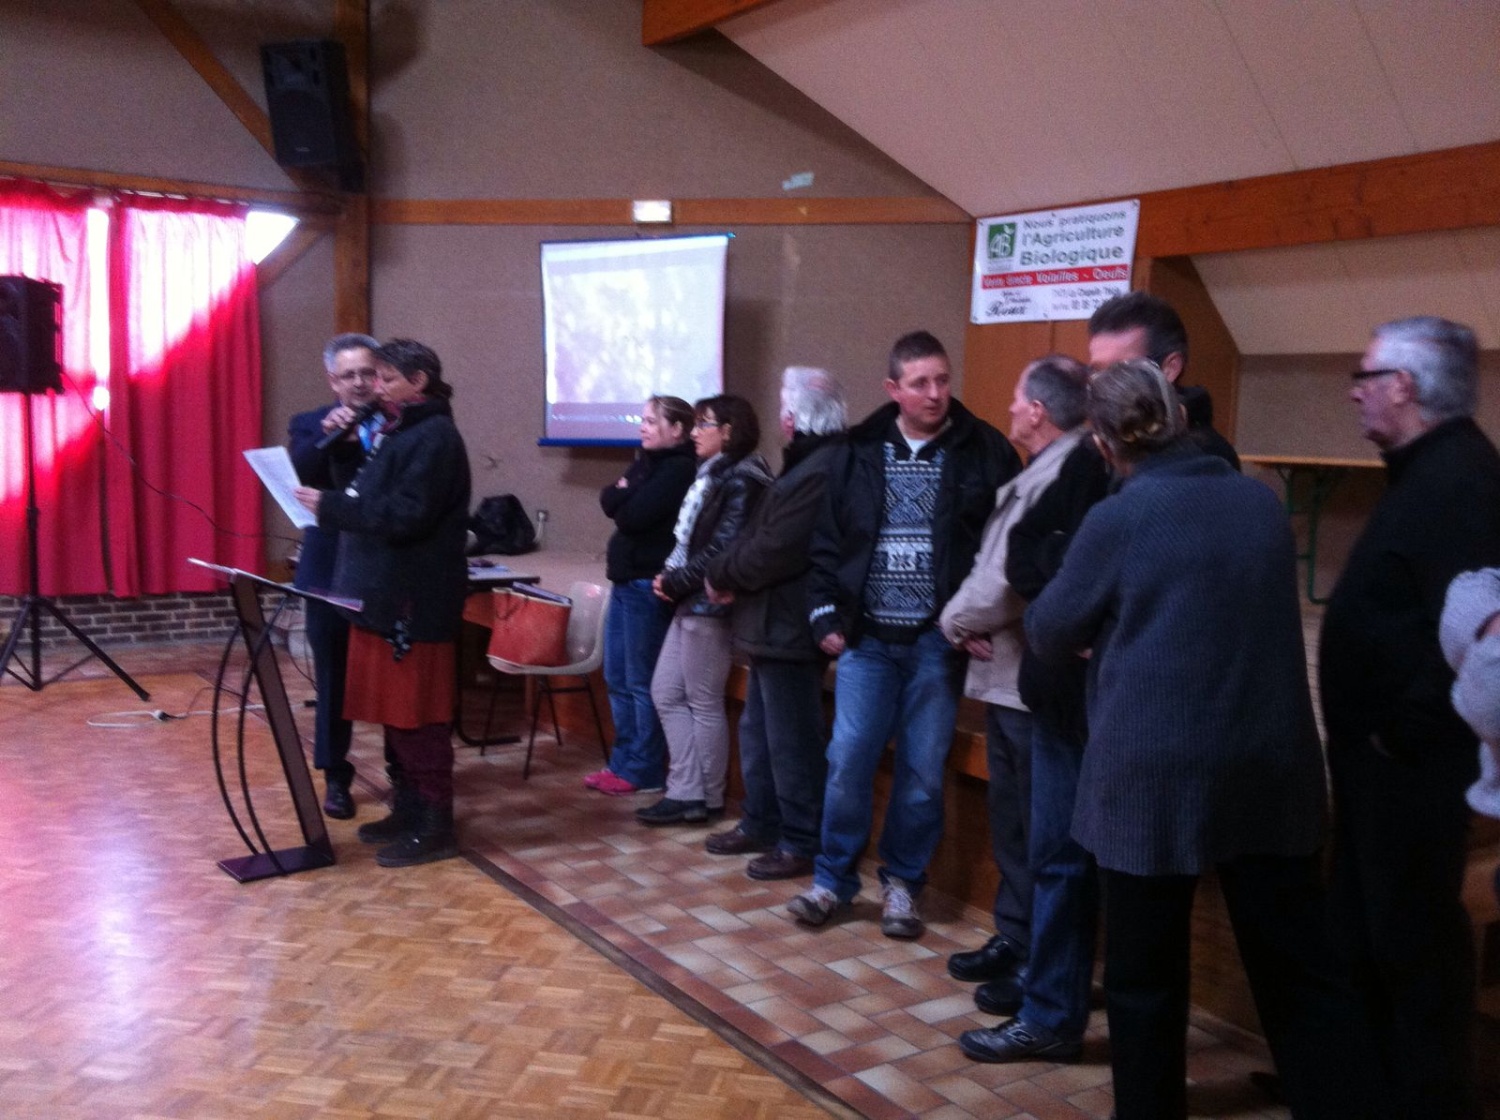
left=333, top=369, right=377, bottom=383
left=693, top=420, right=721, bottom=430
left=1350, top=367, right=1403, bottom=383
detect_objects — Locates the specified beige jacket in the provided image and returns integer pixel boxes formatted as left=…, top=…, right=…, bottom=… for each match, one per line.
left=939, top=427, right=1087, bottom=707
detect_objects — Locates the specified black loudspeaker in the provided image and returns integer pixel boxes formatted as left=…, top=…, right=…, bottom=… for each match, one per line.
left=261, top=39, right=363, bottom=189
left=0, top=277, right=63, bottom=394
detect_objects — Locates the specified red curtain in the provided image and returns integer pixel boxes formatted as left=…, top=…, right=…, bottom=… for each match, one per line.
left=0, top=179, right=105, bottom=596
left=0, top=180, right=264, bottom=597
left=107, top=195, right=263, bottom=594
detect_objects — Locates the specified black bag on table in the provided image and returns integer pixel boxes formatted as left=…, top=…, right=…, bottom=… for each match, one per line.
left=469, top=494, right=537, bottom=555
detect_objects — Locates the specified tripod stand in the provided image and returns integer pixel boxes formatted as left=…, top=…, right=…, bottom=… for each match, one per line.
left=0, top=387, right=149, bottom=699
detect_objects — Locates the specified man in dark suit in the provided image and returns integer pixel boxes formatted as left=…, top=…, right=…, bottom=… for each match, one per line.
left=287, top=333, right=381, bottom=819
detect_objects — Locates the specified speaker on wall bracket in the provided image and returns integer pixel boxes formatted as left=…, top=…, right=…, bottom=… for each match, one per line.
left=0, top=276, right=63, bottom=395
left=261, top=39, right=365, bottom=192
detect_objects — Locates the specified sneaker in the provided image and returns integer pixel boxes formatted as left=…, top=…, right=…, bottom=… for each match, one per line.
left=592, top=771, right=640, bottom=796
left=958, top=1017, right=1082, bottom=1064
left=880, top=876, right=924, bottom=939
left=583, top=769, right=611, bottom=789
left=787, top=885, right=843, bottom=927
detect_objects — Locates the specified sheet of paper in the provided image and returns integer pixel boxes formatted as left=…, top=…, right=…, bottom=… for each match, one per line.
left=244, top=446, right=317, bottom=530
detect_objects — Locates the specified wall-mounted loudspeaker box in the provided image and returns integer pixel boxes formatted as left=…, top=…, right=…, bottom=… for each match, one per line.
left=0, top=276, right=63, bottom=395
left=260, top=39, right=363, bottom=190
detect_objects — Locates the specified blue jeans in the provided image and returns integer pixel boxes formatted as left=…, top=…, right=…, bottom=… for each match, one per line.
left=986, top=704, right=1034, bottom=950
left=1019, top=720, right=1098, bottom=1038
left=602, top=579, right=673, bottom=788
left=814, top=627, right=963, bottom=901
left=738, top=657, right=828, bottom=858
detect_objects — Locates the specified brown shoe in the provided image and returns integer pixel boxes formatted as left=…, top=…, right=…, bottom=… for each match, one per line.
left=746, top=849, right=813, bottom=881
left=705, top=823, right=774, bottom=855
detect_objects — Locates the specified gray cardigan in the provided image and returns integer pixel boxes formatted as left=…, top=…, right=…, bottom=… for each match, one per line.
left=1439, top=568, right=1500, bottom=818
left=1025, top=445, right=1327, bottom=876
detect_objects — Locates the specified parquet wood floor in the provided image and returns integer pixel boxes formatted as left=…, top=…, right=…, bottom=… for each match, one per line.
left=13, top=634, right=1491, bottom=1118
left=0, top=660, right=838, bottom=1120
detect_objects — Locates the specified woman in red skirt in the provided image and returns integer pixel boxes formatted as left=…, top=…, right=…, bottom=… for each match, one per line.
left=295, top=338, right=471, bottom=868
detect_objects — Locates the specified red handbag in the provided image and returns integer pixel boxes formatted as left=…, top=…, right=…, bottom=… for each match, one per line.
left=486, top=585, right=573, bottom=667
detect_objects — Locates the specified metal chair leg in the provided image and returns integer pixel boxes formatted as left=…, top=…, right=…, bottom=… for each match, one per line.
left=521, top=679, right=546, bottom=779
left=542, top=678, right=562, bottom=748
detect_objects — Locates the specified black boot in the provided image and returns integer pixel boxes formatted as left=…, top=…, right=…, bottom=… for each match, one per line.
left=356, top=783, right=422, bottom=845
left=375, top=801, right=459, bottom=868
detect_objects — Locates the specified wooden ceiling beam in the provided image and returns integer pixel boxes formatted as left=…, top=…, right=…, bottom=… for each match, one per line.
left=372, top=195, right=968, bottom=226
left=256, top=222, right=330, bottom=291
left=642, top=0, right=785, bottom=45
left=1121, top=140, right=1500, bottom=258
left=0, top=159, right=340, bottom=216
left=130, top=0, right=276, bottom=160
left=331, top=0, right=371, bottom=334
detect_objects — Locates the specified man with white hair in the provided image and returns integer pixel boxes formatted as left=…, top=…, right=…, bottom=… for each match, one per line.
left=703, top=367, right=848, bottom=880
left=938, top=355, right=1091, bottom=1026
left=1321, top=315, right=1500, bottom=1119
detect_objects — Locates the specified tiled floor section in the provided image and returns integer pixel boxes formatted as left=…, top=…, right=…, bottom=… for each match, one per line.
left=446, top=689, right=1290, bottom=1120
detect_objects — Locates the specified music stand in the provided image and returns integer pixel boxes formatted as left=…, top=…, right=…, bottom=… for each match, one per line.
left=0, top=334, right=148, bottom=700
left=191, top=559, right=337, bottom=882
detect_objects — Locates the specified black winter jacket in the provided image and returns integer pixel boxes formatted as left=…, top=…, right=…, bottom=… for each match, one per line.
left=659, top=453, right=774, bottom=616
left=1179, top=384, right=1240, bottom=470
left=807, top=399, right=1020, bottom=645
left=1006, top=437, right=1113, bottom=743
left=319, top=397, right=472, bottom=644
left=600, top=441, right=696, bottom=582
left=706, top=433, right=843, bottom=661
left=1321, top=417, right=1500, bottom=759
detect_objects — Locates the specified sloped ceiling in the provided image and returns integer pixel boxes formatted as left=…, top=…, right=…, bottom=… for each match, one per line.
left=718, top=0, right=1500, bottom=351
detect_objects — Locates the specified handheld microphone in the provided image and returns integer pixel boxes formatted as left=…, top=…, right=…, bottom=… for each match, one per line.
left=314, top=400, right=381, bottom=451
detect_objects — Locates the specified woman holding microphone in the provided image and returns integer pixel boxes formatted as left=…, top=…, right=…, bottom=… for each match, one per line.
left=295, top=337, right=471, bottom=869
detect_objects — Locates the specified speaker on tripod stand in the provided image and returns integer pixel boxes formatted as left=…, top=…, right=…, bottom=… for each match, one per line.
left=0, top=276, right=148, bottom=699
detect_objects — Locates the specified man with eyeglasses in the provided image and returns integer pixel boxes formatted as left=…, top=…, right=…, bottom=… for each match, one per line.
left=288, top=332, right=382, bottom=820
left=1320, top=316, right=1500, bottom=1119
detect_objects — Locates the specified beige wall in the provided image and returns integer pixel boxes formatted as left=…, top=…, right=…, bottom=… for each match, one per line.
left=363, top=0, right=970, bottom=554
left=1236, top=351, right=1500, bottom=593
left=3, top=0, right=971, bottom=563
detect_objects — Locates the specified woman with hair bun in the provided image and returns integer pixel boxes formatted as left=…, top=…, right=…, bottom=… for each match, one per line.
left=1025, top=360, right=1379, bottom=1120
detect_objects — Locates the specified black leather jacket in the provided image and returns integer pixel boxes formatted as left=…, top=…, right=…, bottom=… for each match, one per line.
left=658, top=452, right=773, bottom=616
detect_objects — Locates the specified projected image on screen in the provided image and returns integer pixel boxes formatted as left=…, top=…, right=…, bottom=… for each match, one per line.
left=540, top=233, right=729, bottom=445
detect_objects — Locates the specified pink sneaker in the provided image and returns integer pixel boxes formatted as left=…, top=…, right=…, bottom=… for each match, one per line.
left=583, top=769, right=613, bottom=790
left=593, top=771, right=641, bottom=796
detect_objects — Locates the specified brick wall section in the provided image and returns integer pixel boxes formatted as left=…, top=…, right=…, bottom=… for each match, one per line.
left=0, top=592, right=245, bottom=647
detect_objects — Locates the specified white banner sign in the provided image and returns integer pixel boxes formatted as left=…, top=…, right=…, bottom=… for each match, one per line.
left=970, top=200, right=1140, bottom=324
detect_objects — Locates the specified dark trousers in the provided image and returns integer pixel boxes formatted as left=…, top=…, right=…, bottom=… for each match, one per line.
left=1329, top=738, right=1478, bottom=1120
left=985, top=704, right=1034, bottom=950
left=304, top=596, right=354, bottom=785
left=1103, top=853, right=1384, bottom=1120
left=386, top=722, right=454, bottom=807
left=737, top=658, right=828, bottom=858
